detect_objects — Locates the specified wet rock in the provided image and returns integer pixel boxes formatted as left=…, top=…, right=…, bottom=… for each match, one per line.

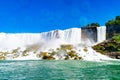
left=0, top=56, right=5, bottom=60
left=83, top=47, right=88, bottom=52
left=42, top=55, right=55, bottom=60
left=22, top=51, right=29, bottom=56
left=61, top=44, right=74, bottom=50
left=65, top=55, right=70, bottom=60
left=106, top=52, right=120, bottom=59
left=13, top=54, right=19, bottom=58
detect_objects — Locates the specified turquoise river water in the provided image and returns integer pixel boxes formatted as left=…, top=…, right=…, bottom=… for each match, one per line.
left=0, top=60, right=120, bottom=80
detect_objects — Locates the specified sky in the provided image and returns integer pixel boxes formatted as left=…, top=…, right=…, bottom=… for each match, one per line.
left=0, top=0, right=120, bottom=33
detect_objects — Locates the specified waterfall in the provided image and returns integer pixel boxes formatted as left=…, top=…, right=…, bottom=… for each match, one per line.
left=40, top=28, right=81, bottom=44
left=0, top=27, right=106, bottom=50
left=0, top=33, right=43, bottom=50
left=97, top=26, right=106, bottom=43
left=0, top=26, right=111, bottom=61
left=62, top=28, right=81, bottom=44
left=0, top=28, right=81, bottom=50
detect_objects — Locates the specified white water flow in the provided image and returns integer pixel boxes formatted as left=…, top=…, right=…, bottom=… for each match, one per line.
left=97, top=26, right=106, bottom=43
left=40, top=28, right=81, bottom=44
left=0, top=26, right=111, bottom=61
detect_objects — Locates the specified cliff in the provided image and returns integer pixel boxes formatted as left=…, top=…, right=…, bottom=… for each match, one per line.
left=106, top=25, right=120, bottom=39
left=93, top=34, right=120, bottom=59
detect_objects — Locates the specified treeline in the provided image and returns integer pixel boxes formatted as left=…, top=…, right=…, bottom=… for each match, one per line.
left=86, top=23, right=100, bottom=28
left=84, top=15, right=120, bottom=28
left=105, top=16, right=120, bottom=26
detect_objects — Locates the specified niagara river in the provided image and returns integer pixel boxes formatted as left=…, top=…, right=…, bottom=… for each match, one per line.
left=0, top=60, right=120, bottom=80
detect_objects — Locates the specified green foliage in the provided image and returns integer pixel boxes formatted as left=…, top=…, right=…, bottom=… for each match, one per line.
left=105, top=20, right=115, bottom=26
left=93, top=44, right=105, bottom=54
left=105, top=15, right=120, bottom=26
left=93, top=34, right=120, bottom=54
left=115, top=19, right=120, bottom=25
left=116, top=16, right=120, bottom=20
left=91, top=23, right=100, bottom=27
left=112, top=35, right=120, bottom=43
left=86, top=23, right=100, bottom=28
left=115, top=16, right=120, bottom=25
left=105, top=43, right=118, bottom=52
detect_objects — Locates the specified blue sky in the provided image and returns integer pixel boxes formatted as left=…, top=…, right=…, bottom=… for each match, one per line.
left=0, top=0, right=120, bottom=33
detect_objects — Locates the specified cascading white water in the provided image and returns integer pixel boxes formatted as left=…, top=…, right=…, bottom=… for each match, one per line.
left=0, top=26, right=111, bottom=61
left=40, top=28, right=81, bottom=44
left=0, top=28, right=82, bottom=52
left=61, top=28, right=81, bottom=44
left=97, top=26, right=106, bottom=43
left=0, top=33, right=42, bottom=50
left=0, top=27, right=105, bottom=50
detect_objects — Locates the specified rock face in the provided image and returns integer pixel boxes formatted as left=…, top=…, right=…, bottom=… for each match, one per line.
left=106, top=52, right=120, bottom=59
left=0, top=26, right=109, bottom=60
left=106, top=25, right=120, bottom=39
left=81, top=27, right=97, bottom=44
left=81, top=26, right=106, bottom=44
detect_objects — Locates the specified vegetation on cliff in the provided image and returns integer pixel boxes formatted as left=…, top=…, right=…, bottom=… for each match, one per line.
left=93, top=34, right=120, bottom=58
left=106, top=15, right=120, bottom=38
left=105, top=16, right=120, bottom=26
left=86, top=23, right=100, bottom=28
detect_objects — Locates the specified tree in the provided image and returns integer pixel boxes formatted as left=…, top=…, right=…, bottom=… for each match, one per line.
left=115, top=16, right=120, bottom=25
left=105, top=16, right=120, bottom=26
left=91, top=23, right=100, bottom=27
left=105, top=20, right=115, bottom=26
left=115, top=20, right=120, bottom=25
left=86, top=23, right=100, bottom=28
left=116, top=16, right=120, bottom=20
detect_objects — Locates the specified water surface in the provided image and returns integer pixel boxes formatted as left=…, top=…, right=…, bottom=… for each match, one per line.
left=0, top=60, right=120, bottom=80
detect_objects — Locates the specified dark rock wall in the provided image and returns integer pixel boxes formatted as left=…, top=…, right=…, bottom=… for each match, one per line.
left=106, top=25, right=120, bottom=39
left=81, top=27, right=97, bottom=43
